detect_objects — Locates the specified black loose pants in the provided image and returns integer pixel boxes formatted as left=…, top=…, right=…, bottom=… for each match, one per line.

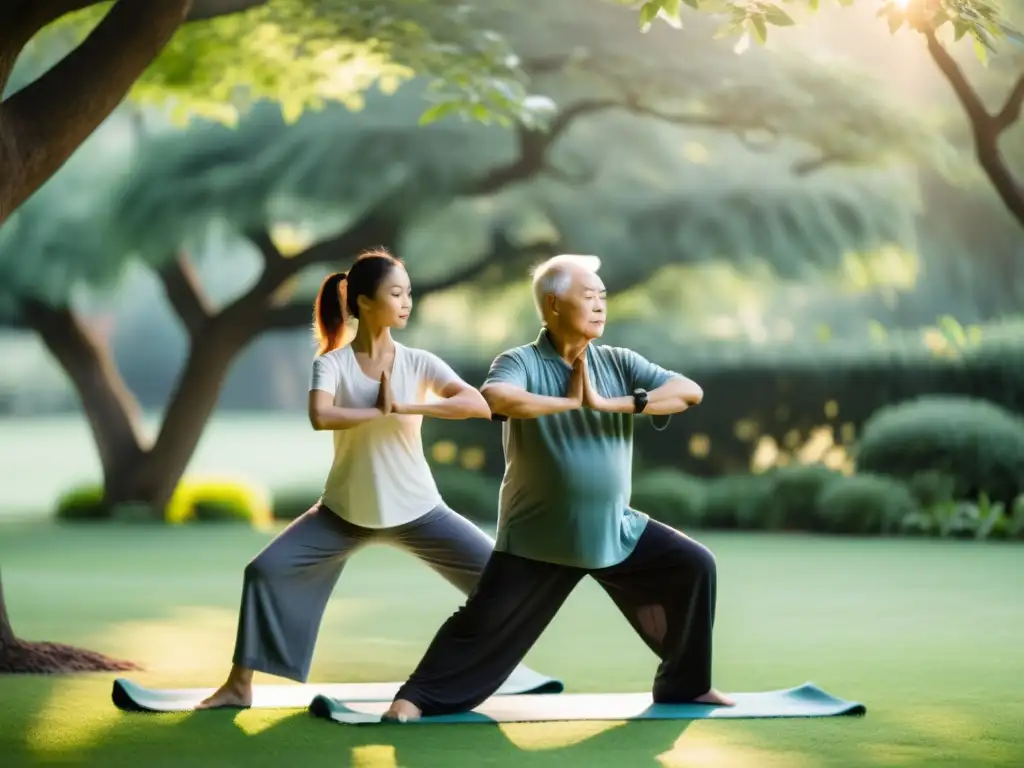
left=393, top=519, right=718, bottom=716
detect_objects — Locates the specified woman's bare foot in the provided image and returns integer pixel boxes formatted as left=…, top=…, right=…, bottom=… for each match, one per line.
left=693, top=688, right=735, bottom=706
left=195, top=666, right=254, bottom=710
left=381, top=699, right=422, bottom=723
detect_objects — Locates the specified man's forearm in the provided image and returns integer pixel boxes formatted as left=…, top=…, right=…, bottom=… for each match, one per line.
left=643, top=376, right=703, bottom=415
left=483, top=386, right=579, bottom=418
left=594, top=378, right=703, bottom=416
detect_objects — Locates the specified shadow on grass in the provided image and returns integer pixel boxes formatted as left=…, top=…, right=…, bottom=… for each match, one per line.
left=23, top=700, right=695, bottom=768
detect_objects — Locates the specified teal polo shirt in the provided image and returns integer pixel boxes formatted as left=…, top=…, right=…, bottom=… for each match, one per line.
left=484, top=328, right=679, bottom=569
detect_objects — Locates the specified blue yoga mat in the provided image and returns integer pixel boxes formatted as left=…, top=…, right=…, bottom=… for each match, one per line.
left=112, top=666, right=562, bottom=713
left=309, top=682, right=866, bottom=725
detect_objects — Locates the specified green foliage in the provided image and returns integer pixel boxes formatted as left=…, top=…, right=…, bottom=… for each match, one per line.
left=701, top=473, right=773, bottom=529
left=630, top=469, right=707, bottom=530
left=905, top=469, right=957, bottom=509
left=55, top=485, right=107, bottom=522
left=1010, top=495, right=1024, bottom=539
left=856, top=396, right=1024, bottom=503
left=631, top=0, right=1020, bottom=64
left=432, top=466, right=501, bottom=523
left=761, top=464, right=844, bottom=530
left=165, top=477, right=274, bottom=526
left=45, top=0, right=547, bottom=128
left=815, top=472, right=920, bottom=535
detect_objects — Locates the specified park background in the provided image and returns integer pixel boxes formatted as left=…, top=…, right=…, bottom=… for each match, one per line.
left=1, top=1, right=1023, bottom=766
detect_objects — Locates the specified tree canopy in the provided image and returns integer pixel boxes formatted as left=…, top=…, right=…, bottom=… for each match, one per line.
left=1, top=0, right=970, bottom=225
left=628, top=0, right=1024, bottom=227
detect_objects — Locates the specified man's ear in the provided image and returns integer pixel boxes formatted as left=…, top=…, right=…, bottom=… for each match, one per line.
left=545, top=293, right=559, bottom=315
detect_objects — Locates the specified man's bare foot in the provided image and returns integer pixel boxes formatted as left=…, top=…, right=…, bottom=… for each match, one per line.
left=381, top=699, right=422, bottom=723
left=195, top=668, right=254, bottom=710
left=693, top=688, right=735, bottom=706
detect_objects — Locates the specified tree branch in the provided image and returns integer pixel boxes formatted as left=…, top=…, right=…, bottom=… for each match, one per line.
left=925, top=31, right=1024, bottom=229
left=924, top=31, right=994, bottom=132
left=472, top=91, right=779, bottom=195
left=792, top=152, right=859, bottom=176
left=0, top=0, right=193, bottom=221
left=156, top=251, right=213, bottom=337
left=995, top=71, right=1024, bottom=133
left=261, top=229, right=558, bottom=332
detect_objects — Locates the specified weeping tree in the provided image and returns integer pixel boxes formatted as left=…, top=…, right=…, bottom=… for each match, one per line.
left=630, top=0, right=1024, bottom=229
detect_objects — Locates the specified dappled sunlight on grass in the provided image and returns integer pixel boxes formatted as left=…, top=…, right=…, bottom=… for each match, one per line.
left=351, top=744, right=398, bottom=768
left=25, top=676, right=123, bottom=756
left=234, top=708, right=305, bottom=737
left=498, top=720, right=625, bottom=750
left=656, top=724, right=820, bottom=768
left=96, top=606, right=240, bottom=682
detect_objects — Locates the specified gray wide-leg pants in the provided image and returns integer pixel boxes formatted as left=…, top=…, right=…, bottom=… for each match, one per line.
left=231, top=501, right=498, bottom=682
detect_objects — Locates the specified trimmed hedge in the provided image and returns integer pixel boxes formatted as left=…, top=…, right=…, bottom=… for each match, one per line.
left=814, top=473, right=919, bottom=535
left=631, top=470, right=707, bottom=530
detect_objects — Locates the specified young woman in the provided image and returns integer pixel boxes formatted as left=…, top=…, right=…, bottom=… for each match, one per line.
left=199, top=248, right=539, bottom=709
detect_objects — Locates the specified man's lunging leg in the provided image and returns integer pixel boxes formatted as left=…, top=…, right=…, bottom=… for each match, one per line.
left=385, top=552, right=582, bottom=721
left=593, top=519, right=733, bottom=706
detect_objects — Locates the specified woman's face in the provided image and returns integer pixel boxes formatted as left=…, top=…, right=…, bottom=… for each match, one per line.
left=360, top=265, right=413, bottom=329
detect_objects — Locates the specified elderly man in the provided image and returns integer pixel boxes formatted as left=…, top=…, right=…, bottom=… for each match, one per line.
left=383, top=254, right=732, bottom=721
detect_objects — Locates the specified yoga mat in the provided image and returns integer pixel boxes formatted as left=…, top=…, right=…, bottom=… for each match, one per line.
left=111, top=666, right=563, bottom=712
left=310, top=683, right=866, bottom=725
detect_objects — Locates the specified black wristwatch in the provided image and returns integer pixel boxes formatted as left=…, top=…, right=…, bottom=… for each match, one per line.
left=632, top=388, right=649, bottom=414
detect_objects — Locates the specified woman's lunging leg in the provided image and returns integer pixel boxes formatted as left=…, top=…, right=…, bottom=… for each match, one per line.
left=198, top=504, right=367, bottom=708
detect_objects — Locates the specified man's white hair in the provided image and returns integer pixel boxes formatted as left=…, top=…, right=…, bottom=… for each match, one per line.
left=530, top=254, right=602, bottom=317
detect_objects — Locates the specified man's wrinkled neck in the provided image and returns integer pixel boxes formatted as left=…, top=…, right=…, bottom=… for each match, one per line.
left=544, top=325, right=589, bottom=366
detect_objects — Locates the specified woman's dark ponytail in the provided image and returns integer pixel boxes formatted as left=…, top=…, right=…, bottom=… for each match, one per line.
left=313, top=272, right=347, bottom=355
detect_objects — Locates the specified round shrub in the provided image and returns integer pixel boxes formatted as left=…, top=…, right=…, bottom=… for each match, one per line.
left=701, top=473, right=773, bottom=530
left=761, top=464, right=844, bottom=532
left=905, top=469, right=957, bottom=510
left=166, top=477, right=274, bottom=527
left=856, top=396, right=1024, bottom=504
left=815, top=473, right=919, bottom=535
left=630, top=469, right=706, bottom=530
left=433, top=466, right=500, bottom=523
left=55, top=484, right=108, bottom=521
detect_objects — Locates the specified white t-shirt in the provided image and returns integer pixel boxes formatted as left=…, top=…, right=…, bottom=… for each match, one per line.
left=309, top=342, right=462, bottom=528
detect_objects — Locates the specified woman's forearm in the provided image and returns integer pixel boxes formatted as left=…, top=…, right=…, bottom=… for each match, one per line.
left=396, top=390, right=491, bottom=420
left=309, top=404, right=384, bottom=431
left=483, top=385, right=579, bottom=419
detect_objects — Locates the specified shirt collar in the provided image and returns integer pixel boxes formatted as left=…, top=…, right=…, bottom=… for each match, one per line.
left=534, top=327, right=591, bottom=365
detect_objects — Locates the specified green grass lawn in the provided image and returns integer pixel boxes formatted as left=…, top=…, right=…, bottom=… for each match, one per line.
left=1, top=523, right=1022, bottom=768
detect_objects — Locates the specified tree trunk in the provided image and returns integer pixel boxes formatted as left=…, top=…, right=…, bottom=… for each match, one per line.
left=0, top=572, right=15, bottom=650
left=116, top=315, right=258, bottom=511
left=19, top=300, right=146, bottom=497
left=0, top=569, right=139, bottom=674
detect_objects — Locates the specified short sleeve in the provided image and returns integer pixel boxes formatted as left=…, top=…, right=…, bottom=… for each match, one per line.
left=621, top=348, right=678, bottom=391
left=309, top=354, right=340, bottom=395
left=419, top=350, right=463, bottom=393
left=483, top=350, right=528, bottom=389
